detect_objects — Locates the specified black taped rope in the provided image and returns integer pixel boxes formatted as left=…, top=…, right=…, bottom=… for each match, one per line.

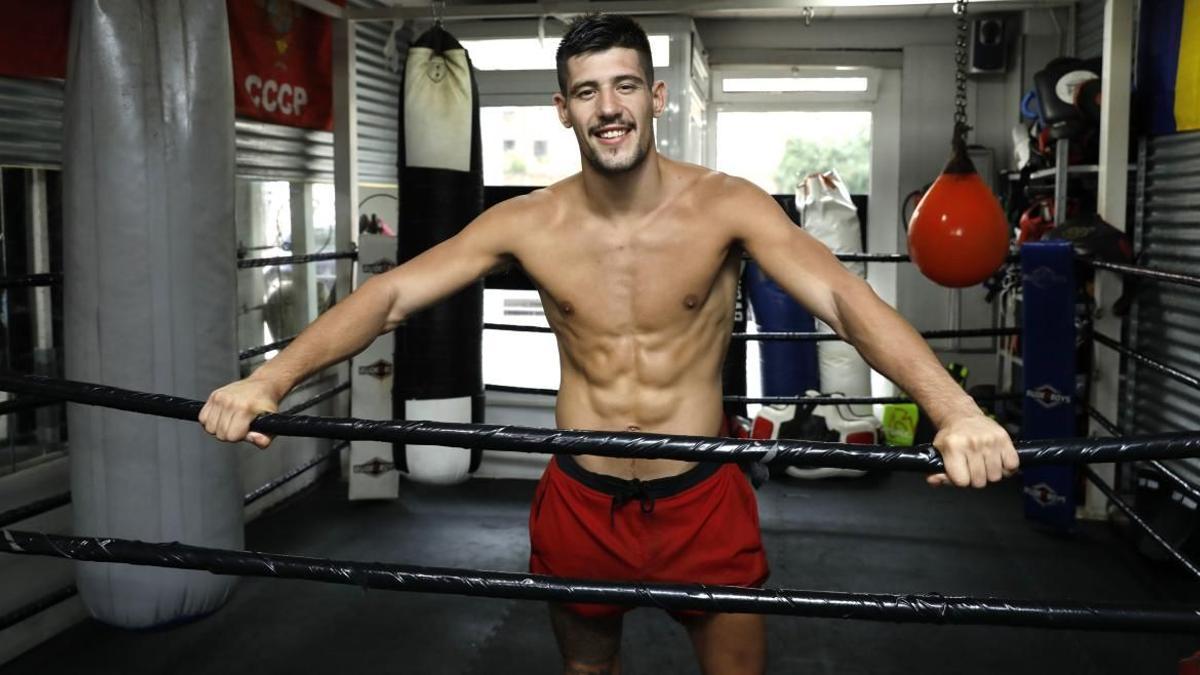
left=1148, top=459, right=1200, bottom=507
left=244, top=441, right=347, bottom=506
left=1083, top=466, right=1200, bottom=582
left=740, top=252, right=916, bottom=264
left=1087, top=406, right=1122, bottom=437
left=4, top=372, right=1200, bottom=472
left=281, top=382, right=350, bottom=416
left=0, top=440, right=347, bottom=630
left=723, top=393, right=1022, bottom=406
left=0, top=396, right=61, bottom=416
left=1089, top=260, right=1200, bottom=290
left=0, top=585, right=77, bottom=632
left=485, top=384, right=1021, bottom=407
left=1083, top=407, right=1200, bottom=513
left=485, top=384, right=558, bottom=397
left=483, top=324, right=1020, bottom=343
left=835, top=253, right=912, bottom=263
left=237, top=250, right=357, bottom=269
left=0, top=273, right=62, bottom=289
left=239, top=336, right=297, bottom=361
left=0, top=530, right=1196, bottom=633
left=484, top=323, right=553, bottom=334
left=741, top=253, right=1019, bottom=264
left=736, top=327, right=1019, bottom=342
left=0, top=492, right=71, bottom=529
left=1093, top=332, right=1200, bottom=393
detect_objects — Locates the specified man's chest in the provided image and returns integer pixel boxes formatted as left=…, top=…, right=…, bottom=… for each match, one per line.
left=514, top=220, right=739, bottom=331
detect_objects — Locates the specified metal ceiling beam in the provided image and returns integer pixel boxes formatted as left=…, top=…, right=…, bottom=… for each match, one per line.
left=346, top=0, right=1072, bottom=22
left=290, top=0, right=346, bottom=19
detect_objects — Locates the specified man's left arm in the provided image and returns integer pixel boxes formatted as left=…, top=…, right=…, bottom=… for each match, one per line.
left=723, top=177, right=1018, bottom=488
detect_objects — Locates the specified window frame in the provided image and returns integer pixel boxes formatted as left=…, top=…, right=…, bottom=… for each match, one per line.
left=710, top=66, right=881, bottom=105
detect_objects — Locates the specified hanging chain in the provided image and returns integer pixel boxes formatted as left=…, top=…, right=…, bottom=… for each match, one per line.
left=953, top=0, right=970, bottom=143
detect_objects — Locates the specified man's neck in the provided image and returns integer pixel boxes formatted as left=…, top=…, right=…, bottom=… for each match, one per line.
left=580, top=150, right=665, bottom=219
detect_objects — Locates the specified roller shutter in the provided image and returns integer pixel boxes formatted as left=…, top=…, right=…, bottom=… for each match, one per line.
left=1125, top=131, right=1200, bottom=487
left=0, top=77, right=64, bottom=168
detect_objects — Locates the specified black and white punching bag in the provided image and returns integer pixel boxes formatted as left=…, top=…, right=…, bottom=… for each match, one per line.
left=394, top=25, right=484, bottom=484
left=722, top=263, right=749, bottom=421
left=63, top=0, right=240, bottom=627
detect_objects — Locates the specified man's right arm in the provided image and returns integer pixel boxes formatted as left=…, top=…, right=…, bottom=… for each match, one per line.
left=199, top=199, right=526, bottom=447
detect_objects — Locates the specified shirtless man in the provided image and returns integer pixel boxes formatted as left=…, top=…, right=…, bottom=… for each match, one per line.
left=200, top=13, right=1019, bottom=675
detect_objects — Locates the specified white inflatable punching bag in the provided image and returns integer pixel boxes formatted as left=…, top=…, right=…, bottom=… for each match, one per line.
left=394, top=26, right=484, bottom=485
left=64, top=1, right=241, bottom=627
left=798, top=171, right=873, bottom=417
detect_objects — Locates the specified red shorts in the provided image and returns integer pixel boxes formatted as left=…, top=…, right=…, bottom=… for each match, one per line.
left=528, top=455, right=770, bottom=618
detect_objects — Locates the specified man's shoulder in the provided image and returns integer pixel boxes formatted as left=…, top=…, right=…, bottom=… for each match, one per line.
left=677, top=166, right=768, bottom=211
left=482, top=180, right=574, bottom=228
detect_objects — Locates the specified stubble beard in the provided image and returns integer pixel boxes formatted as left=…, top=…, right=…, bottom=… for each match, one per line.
left=582, top=130, right=651, bottom=176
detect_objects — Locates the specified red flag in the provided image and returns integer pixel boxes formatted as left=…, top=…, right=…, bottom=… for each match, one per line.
left=0, top=0, right=70, bottom=80
left=227, top=0, right=345, bottom=131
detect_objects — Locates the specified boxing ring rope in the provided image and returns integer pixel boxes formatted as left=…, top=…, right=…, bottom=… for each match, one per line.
left=734, top=252, right=1022, bottom=265
left=0, top=585, right=79, bottom=633
left=236, top=250, right=359, bottom=269
left=4, top=373, right=1200, bottom=473
left=1088, top=259, right=1200, bottom=290
left=484, top=323, right=1021, bottom=343
left=243, top=441, right=348, bottom=506
left=0, top=492, right=71, bottom=530
left=1090, top=406, right=1200, bottom=502
left=239, top=337, right=297, bottom=361
left=1087, top=406, right=1122, bottom=438
left=1082, top=466, right=1200, bottom=582
left=484, top=383, right=1021, bottom=407
left=0, top=527, right=1195, bottom=633
left=0, top=439, right=351, bottom=633
left=1146, top=459, right=1200, bottom=507
left=1085, top=405, right=1200, bottom=585
left=280, top=381, right=350, bottom=416
left=0, top=274, right=62, bottom=289
left=1092, top=331, right=1200, bottom=392
left=723, top=393, right=1021, bottom=405
left=0, top=396, right=61, bottom=416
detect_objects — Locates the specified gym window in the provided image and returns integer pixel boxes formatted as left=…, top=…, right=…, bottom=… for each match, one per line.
left=481, top=106, right=580, bottom=187
left=714, top=110, right=872, bottom=194
left=0, top=167, right=67, bottom=475
left=235, top=180, right=337, bottom=375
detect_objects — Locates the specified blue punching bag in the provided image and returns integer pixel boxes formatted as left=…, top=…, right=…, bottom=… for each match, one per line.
left=746, top=263, right=819, bottom=396
left=394, top=25, right=484, bottom=484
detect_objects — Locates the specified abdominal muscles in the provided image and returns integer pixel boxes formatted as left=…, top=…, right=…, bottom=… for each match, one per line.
left=547, top=258, right=739, bottom=461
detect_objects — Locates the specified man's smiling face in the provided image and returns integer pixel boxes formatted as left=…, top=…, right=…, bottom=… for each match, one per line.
left=554, top=47, right=665, bottom=175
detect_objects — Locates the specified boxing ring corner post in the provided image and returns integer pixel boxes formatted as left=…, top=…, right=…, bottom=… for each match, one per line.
left=1019, top=241, right=1078, bottom=531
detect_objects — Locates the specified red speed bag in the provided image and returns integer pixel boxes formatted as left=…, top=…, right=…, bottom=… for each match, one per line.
left=907, top=171, right=1010, bottom=288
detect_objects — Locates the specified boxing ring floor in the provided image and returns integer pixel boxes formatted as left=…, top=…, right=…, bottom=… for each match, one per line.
left=3, top=472, right=1195, bottom=674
